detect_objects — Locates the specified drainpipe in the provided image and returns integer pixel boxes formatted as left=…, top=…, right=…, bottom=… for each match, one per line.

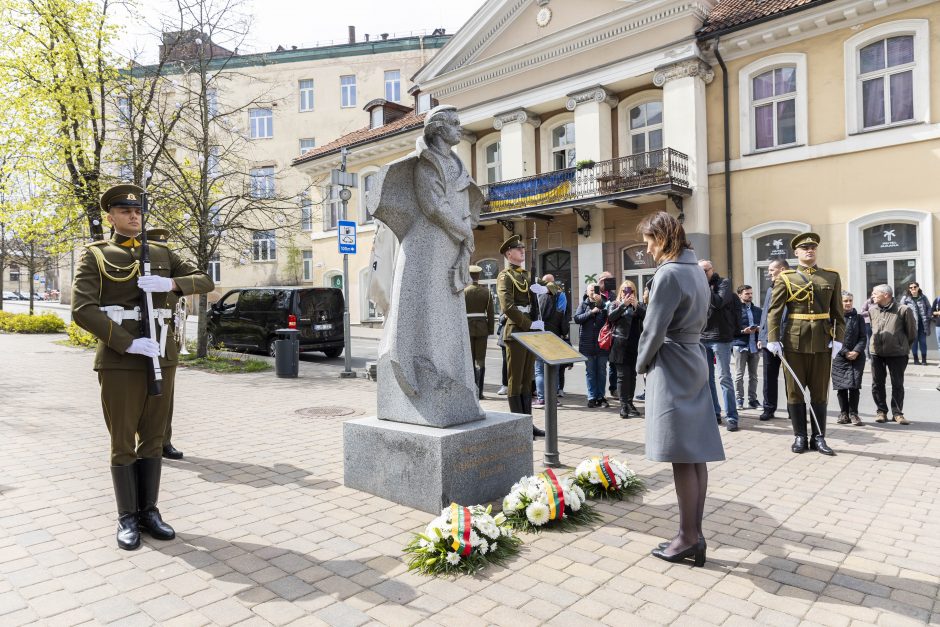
left=714, top=37, right=733, bottom=281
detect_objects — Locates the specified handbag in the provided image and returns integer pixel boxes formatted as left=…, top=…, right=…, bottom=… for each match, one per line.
left=598, top=321, right=613, bottom=351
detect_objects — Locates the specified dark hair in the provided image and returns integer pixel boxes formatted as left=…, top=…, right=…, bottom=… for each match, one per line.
left=736, top=284, right=752, bottom=294
left=769, top=258, right=790, bottom=270
left=636, top=211, right=690, bottom=261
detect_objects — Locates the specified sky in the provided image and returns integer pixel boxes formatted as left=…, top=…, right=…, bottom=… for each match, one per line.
left=113, top=0, right=483, bottom=62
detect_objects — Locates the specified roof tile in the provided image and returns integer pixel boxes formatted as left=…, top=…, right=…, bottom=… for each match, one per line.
left=699, top=0, right=830, bottom=35
left=293, top=110, right=425, bottom=165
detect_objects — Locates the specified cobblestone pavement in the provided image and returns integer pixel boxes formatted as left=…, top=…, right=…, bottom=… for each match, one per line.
left=1, top=333, right=938, bottom=626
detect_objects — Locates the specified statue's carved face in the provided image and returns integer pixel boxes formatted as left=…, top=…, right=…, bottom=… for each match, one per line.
left=427, top=112, right=462, bottom=147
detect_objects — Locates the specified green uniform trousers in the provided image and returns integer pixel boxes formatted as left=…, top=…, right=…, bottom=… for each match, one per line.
left=505, top=340, right=535, bottom=396
left=781, top=351, right=830, bottom=404
left=470, top=337, right=488, bottom=371
left=98, top=367, right=176, bottom=466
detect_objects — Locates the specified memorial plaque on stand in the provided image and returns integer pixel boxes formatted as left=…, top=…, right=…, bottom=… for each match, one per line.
left=512, top=332, right=586, bottom=467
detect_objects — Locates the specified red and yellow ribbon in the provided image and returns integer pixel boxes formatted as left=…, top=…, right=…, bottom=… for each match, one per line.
left=539, top=469, right=566, bottom=520
left=449, top=503, right=472, bottom=557
left=593, top=455, right=618, bottom=491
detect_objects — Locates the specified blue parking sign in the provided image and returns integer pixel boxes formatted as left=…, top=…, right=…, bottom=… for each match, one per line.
left=338, top=220, right=357, bottom=254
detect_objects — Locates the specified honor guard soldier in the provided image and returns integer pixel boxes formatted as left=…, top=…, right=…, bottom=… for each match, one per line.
left=71, top=184, right=215, bottom=550
left=496, top=234, right=545, bottom=438
left=766, top=232, right=845, bottom=456
left=465, top=265, right=494, bottom=399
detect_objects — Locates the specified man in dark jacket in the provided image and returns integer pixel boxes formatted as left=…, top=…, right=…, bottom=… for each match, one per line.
left=699, top=260, right=740, bottom=430
left=533, top=274, right=568, bottom=407
left=732, top=285, right=762, bottom=410
left=757, top=259, right=789, bottom=420
left=869, top=284, right=917, bottom=424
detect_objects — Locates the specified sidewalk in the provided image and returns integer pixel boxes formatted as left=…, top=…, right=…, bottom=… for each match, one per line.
left=1, top=332, right=939, bottom=626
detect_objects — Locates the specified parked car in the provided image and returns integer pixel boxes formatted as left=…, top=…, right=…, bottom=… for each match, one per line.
left=2, top=291, right=18, bottom=300
left=207, top=287, right=345, bottom=357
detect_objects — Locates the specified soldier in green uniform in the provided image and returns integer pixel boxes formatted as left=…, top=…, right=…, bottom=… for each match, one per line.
left=497, top=234, right=545, bottom=438
left=71, top=184, right=215, bottom=550
left=766, top=232, right=845, bottom=456
left=464, top=265, right=494, bottom=399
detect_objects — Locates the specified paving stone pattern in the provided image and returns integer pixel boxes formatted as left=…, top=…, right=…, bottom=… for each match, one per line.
left=1, top=333, right=939, bottom=626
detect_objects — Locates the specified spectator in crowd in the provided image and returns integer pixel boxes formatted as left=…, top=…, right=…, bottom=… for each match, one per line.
left=901, top=282, right=932, bottom=365
left=757, top=259, right=789, bottom=420
left=869, top=284, right=917, bottom=424
left=860, top=295, right=875, bottom=358
left=636, top=211, right=723, bottom=567
left=698, top=260, right=739, bottom=431
left=607, top=279, right=645, bottom=418
left=833, top=291, right=866, bottom=426
left=574, top=282, right=609, bottom=407
left=533, top=274, right=569, bottom=408
left=554, top=282, right=571, bottom=397
left=933, top=293, right=940, bottom=368
left=597, top=271, right=619, bottom=398
left=732, top=284, right=762, bottom=411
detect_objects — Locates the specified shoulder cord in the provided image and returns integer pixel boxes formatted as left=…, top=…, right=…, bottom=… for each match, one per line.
left=87, top=245, right=140, bottom=283
left=504, top=269, right=529, bottom=293
left=780, top=271, right=813, bottom=307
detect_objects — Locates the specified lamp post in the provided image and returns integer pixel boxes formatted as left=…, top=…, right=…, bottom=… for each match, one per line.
left=338, top=186, right=354, bottom=378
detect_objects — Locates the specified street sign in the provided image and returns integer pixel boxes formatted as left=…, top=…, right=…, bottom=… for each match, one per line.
left=338, top=220, right=357, bottom=254
left=330, top=170, right=358, bottom=188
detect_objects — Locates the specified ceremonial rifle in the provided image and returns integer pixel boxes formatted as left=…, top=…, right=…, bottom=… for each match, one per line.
left=139, top=192, right=164, bottom=396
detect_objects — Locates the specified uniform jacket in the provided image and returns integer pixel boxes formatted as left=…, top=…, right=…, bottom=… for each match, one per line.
left=464, top=283, right=494, bottom=337
left=497, top=265, right=537, bottom=344
left=732, top=302, right=762, bottom=349
left=869, top=300, right=917, bottom=357
left=767, top=265, right=845, bottom=353
left=831, top=308, right=866, bottom=390
left=700, top=273, right=736, bottom=342
left=574, top=295, right=608, bottom=356
left=71, top=233, right=214, bottom=370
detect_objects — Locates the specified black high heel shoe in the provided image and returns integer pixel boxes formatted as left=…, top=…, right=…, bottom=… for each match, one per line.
left=657, top=535, right=705, bottom=550
left=651, top=539, right=706, bottom=567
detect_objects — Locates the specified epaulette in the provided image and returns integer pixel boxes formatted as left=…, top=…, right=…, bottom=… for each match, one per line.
left=149, top=241, right=169, bottom=249
left=86, top=240, right=109, bottom=247
left=780, top=269, right=796, bottom=274
left=821, top=267, right=838, bottom=273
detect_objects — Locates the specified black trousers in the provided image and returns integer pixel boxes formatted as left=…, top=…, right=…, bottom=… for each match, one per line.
left=614, top=353, right=639, bottom=404
left=761, top=348, right=782, bottom=413
left=871, top=355, right=908, bottom=415
left=836, top=389, right=860, bottom=414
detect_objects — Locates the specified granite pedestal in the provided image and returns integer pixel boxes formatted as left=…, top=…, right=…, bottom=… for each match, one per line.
left=343, top=411, right=533, bottom=513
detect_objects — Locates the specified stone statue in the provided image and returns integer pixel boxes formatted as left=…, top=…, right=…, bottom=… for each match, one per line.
left=368, top=105, right=485, bottom=426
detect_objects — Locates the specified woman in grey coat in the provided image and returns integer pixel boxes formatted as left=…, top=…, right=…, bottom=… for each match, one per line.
left=636, top=212, right=725, bottom=567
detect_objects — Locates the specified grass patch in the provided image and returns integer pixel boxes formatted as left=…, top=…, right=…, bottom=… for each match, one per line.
left=179, top=351, right=271, bottom=374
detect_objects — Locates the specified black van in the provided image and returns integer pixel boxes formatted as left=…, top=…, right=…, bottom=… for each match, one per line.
left=207, top=287, right=345, bottom=357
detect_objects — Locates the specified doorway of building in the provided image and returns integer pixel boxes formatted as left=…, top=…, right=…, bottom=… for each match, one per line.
left=621, top=244, right=657, bottom=299
left=541, top=250, right=572, bottom=314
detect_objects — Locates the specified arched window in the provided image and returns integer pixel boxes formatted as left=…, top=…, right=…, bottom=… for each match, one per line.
left=628, top=101, right=663, bottom=155
left=324, top=271, right=342, bottom=289
left=551, top=122, right=576, bottom=170
left=475, top=258, right=502, bottom=318
left=847, top=210, right=933, bottom=301
left=484, top=141, right=501, bottom=184
left=741, top=221, right=810, bottom=305
left=621, top=244, right=657, bottom=297
left=738, top=54, right=807, bottom=154
left=844, top=20, right=929, bottom=135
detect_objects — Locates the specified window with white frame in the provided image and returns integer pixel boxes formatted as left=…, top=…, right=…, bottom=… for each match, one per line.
left=323, top=186, right=340, bottom=230
left=207, top=253, right=220, bottom=283
left=207, top=89, right=218, bottom=118
left=249, top=166, right=275, bottom=198
left=299, top=79, right=314, bottom=111
left=417, top=93, right=432, bottom=113
left=845, top=20, right=929, bottom=135
left=252, top=230, right=276, bottom=262
left=340, top=75, right=356, bottom=108
left=753, top=231, right=798, bottom=302
left=300, top=196, right=313, bottom=231
left=302, top=250, right=313, bottom=281
left=739, top=54, right=807, bottom=155
left=861, top=222, right=920, bottom=298
left=485, top=142, right=501, bottom=184
left=361, top=174, right=375, bottom=224
left=628, top=101, right=663, bottom=155
left=249, top=108, right=273, bottom=138
left=551, top=122, right=576, bottom=170
left=117, top=96, right=130, bottom=126
left=370, top=107, right=384, bottom=129
left=299, top=138, right=316, bottom=155
left=384, top=70, right=401, bottom=102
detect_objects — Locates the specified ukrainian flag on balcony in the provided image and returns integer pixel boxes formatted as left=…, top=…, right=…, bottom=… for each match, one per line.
left=488, top=169, right=575, bottom=212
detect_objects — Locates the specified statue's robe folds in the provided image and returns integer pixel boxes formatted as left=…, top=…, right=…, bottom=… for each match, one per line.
left=369, top=138, right=485, bottom=425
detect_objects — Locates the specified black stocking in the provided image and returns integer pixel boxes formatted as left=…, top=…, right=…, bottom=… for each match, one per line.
left=665, top=463, right=701, bottom=554
left=694, top=462, right=708, bottom=537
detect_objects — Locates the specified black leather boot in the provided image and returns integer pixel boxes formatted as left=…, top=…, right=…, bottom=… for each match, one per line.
left=162, top=443, right=183, bottom=460
left=477, top=366, right=486, bottom=400
left=110, top=464, right=140, bottom=551
left=789, top=404, right=808, bottom=453
left=507, top=395, right=524, bottom=414
left=809, top=403, right=835, bottom=455
left=521, top=395, right=544, bottom=437
left=136, top=458, right=175, bottom=540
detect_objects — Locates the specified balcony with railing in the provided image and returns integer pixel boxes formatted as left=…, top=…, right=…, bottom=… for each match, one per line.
left=479, top=147, right=690, bottom=218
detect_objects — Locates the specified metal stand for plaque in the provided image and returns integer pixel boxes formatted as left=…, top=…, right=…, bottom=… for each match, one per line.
left=512, top=331, right=586, bottom=467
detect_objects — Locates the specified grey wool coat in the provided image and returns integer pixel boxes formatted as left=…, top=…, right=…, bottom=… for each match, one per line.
left=637, top=249, right=726, bottom=463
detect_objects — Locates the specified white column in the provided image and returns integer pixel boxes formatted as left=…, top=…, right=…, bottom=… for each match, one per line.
left=453, top=131, right=476, bottom=173
left=566, top=86, right=618, bottom=163
left=576, top=207, right=606, bottom=300
left=493, top=109, right=540, bottom=180
left=654, top=57, right=714, bottom=258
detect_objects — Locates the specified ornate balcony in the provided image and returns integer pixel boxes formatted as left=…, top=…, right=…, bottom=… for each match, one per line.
left=479, top=147, right=690, bottom=218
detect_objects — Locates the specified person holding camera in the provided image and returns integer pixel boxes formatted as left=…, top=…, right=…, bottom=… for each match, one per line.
left=698, top=260, right=739, bottom=431
left=574, top=282, right=610, bottom=407
left=732, top=285, right=762, bottom=411
left=607, top=279, right=645, bottom=418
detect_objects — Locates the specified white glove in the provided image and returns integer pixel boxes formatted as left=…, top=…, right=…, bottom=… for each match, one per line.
left=830, top=340, right=843, bottom=358
left=529, top=283, right=548, bottom=295
left=766, top=341, right=783, bottom=357
left=127, top=337, right=160, bottom=358
left=529, top=320, right=545, bottom=331
left=137, top=275, right=174, bottom=293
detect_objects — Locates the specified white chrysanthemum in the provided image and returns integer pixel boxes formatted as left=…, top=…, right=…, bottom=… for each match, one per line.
left=526, top=502, right=550, bottom=526
left=503, top=494, right=521, bottom=512
left=468, top=530, right=480, bottom=545
left=568, top=494, right=581, bottom=511
left=524, top=484, right=543, bottom=502
left=490, top=541, right=498, bottom=552
left=573, top=484, right=586, bottom=502
left=477, top=538, right=489, bottom=555
left=445, top=551, right=461, bottom=565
